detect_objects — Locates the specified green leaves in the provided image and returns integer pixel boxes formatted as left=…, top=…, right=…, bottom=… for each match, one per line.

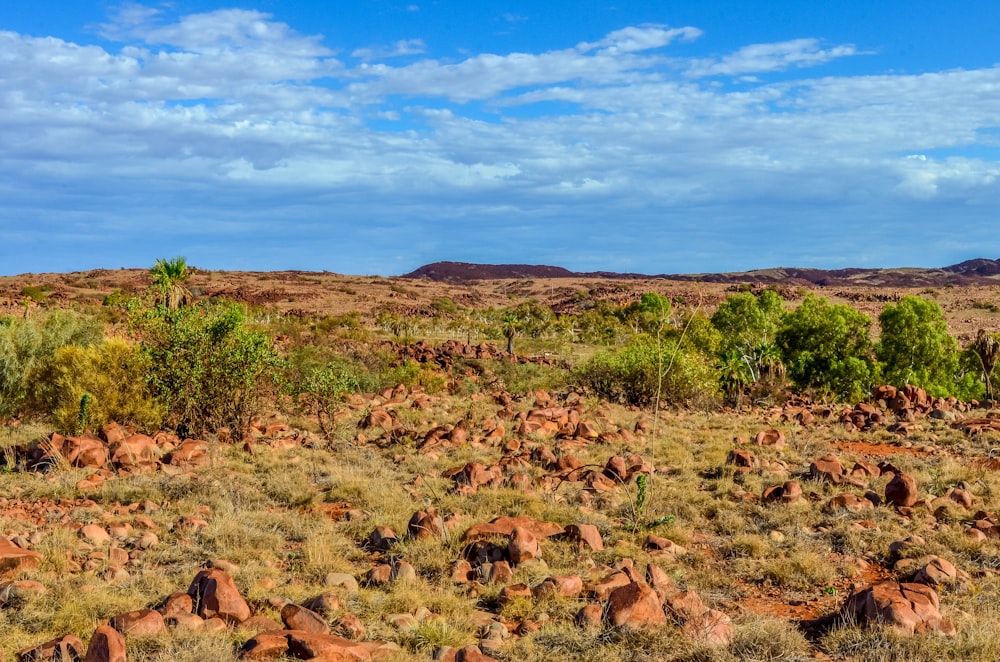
left=877, top=295, right=959, bottom=397
left=776, top=294, right=877, bottom=402
left=133, top=301, right=278, bottom=436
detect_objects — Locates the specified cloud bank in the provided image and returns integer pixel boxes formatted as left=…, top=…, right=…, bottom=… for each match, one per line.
left=1, top=7, right=999, bottom=275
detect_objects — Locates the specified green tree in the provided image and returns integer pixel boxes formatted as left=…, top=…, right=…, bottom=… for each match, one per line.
left=28, top=338, right=162, bottom=433
left=150, top=256, right=192, bottom=310
left=619, top=292, right=672, bottom=335
left=877, top=295, right=959, bottom=396
left=711, top=290, right=784, bottom=383
left=776, top=294, right=877, bottom=402
left=283, top=346, right=362, bottom=438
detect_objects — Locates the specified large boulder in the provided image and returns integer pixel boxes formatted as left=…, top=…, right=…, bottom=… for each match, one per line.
left=187, top=568, right=250, bottom=624
left=841, top=580, right=955, bottom=636
left=605, top=581, right=667, bottom=630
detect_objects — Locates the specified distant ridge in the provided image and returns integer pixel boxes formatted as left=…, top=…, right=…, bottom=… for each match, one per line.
left=403, top=259, right=1000, bottom=286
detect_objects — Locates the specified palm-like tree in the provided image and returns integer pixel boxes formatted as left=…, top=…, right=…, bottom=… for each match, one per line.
left=150, top=257, right=192, bottom=310
left=971, top=329, right=1000, bottom=399
left=719, top=350, right=752, bottom=406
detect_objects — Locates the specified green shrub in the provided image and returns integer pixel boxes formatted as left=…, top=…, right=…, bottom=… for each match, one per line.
left=576, top=334, right=719, bottom=407
left=0, top=311, right=103, bottom=420
left=28, top=339, right=162, bottom=433
left=777, top=294, right=878, bottom=402
left=19, top=285, right=53, bottom=303
left=133, top=301, right=279, bottom=437
left=877, top=295, right=960, bottom=397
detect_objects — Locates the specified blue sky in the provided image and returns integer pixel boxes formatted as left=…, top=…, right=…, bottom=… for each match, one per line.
left=2, top=1, right=999, bottom=276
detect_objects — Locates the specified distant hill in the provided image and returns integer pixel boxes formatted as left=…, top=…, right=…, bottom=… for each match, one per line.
left=403, top=259, right=1000, bottom=286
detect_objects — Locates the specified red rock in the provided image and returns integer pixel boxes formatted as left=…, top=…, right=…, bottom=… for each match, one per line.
left=913, top=556, right=959, bottom=587
left=364, top=564, right=392, bottom=587
left=564, top=524, right=603, bottom=552
left=452, top=560, right=474, bottom=584
left=367, top=526, right=397, bottom=551
left=665, top=590, right=708, bottom=622
left=110, top=434, right=159, bottom=468
left=157, top=591, right=194, bottom=618
left=17, top=634, right=85, bottom=661
left=407, top=509, right=445, bottom=539
left=532, top=575, right=583, bottom=599
left=605, top=582, right=667, bottom=630
left=84, top=625, right=126, bottom=662
left=337, top=614, right=365, bottom=640
left=761, top=480, right=802, bottom=504
left=507, top=527, right=539, bottom=566
left=590, top=571, right=632, bottom=601
left=281, top=603, right=329, bottom=634
left=754, top=429, right=786, bottom=448
left=0, top=537, right=43, bottom=576
left=497, top=583, right=532, bottom=606
left=302, top=593, right=342, bottom=616
left=285, top=631, right=376, bottom=660
left=576, top=603, right=604, bottom=629
left=390, top=560, right=416, bottom=583
left=79, top=524, right=111, bottom=545
left=810, top=454, right=846, bottom=483
left=239, top=631, right=290, bottom=660
left=842, top=580, right=954, bottom=636
left=885, top=472, right=919, bottom=508
left=187, top=568, right=251, bottom=624
left=824, top=493, right=876, bottom=513
left=486, top=561, right=513, bottom=585
left=725, top=449, right=756, bottom=473
left=602, top=456, right=629, bottom=482
left=165, top=613, right=205, bottom=631
left=110, top=608, right=167, bottom=636
left=683, top=609, right=733, bottom=647
left=463, top=516, right=564, bottom=540
left=164, top=439, right=210, bottom=467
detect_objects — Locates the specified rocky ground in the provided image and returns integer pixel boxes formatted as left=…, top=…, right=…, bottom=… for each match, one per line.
left=3, top=369, right=1000, bottom=661
left=2, top=268, right=1000, bottom=661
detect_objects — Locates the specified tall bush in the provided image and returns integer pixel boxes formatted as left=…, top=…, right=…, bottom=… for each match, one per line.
left=776, top=294, right=877, bottom=402
left=133, top=302, right=279, bottom=437
left=29, top=339, right=162, bottom=433
left=877, top=295, right=959, bottom=397
left=577, top=334, right=719, bottom=407
left=0, top=311, right=103, bottom=420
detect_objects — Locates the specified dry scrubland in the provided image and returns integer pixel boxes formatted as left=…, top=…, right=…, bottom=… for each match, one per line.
left=1, top=267, right=1000, bottom=661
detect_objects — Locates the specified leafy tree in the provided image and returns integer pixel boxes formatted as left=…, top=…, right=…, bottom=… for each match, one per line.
left=28, top=338, right=162, bottom=433
left=711, top=290, right=785, bottom=384
left=877, top=295, right=959, bottom=396
left=619, top=292, right=672, bottom=334
left=150, top=256, right=192, bottom=310
left=283, top=346, right=362, bottom=438
left=777, top=294, right=877, bottom=401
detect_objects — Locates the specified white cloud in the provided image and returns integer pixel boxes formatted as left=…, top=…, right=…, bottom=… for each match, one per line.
left=352, top=39, right=426, bottom=62
left=1, top=6, right=999, bottom=275
left=686, top=38, right=863, bottom=78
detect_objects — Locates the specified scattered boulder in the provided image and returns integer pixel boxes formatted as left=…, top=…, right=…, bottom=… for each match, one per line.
left=885, top=472, right=919, bottom=508
left=84, top=625, right=126, bottom=662
left=187, top=568, right=251, bottom=624
left=842, top=580, right=955, bottom=636
left=605, top=581, right=667, bottom=630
